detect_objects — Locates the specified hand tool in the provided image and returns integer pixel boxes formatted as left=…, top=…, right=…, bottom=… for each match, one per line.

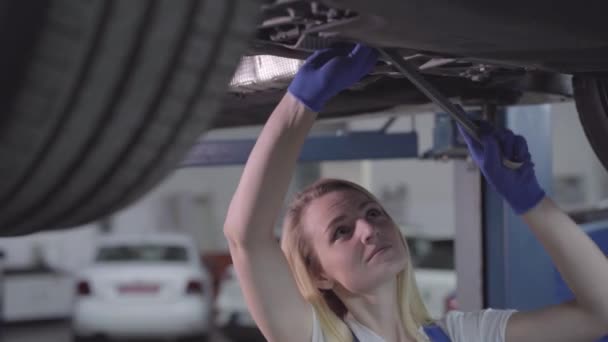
left=377, top=48, right=523, bottom=170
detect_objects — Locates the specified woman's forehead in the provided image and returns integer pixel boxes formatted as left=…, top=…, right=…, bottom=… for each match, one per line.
left=305, top=190, right=372, bottom=225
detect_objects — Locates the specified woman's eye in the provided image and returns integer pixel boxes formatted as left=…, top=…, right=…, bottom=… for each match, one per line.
left=334, top=226, right=352, bottom=240
left=367, top=208, right=382, bottom=218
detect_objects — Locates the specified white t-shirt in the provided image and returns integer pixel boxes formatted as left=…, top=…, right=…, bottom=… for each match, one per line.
left=312, top=308, right=516, bottom=342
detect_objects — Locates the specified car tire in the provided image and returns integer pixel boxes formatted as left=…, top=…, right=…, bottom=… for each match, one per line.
left=573, top=75, right=608, bottom=172
left=0, top=0, right=260, bottom=236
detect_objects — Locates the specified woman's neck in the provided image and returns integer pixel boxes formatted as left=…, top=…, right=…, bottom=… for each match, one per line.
left=337, top=281, right=414, bottom=342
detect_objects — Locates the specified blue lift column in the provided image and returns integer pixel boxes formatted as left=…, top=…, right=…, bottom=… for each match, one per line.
left=484, top=105, right=554, bottom=310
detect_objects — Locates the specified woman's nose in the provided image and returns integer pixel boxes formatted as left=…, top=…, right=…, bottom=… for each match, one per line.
left=357, top=219, right=378, bottom=243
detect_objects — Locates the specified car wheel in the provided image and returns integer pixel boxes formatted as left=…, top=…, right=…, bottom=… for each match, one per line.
left=573, top=75, right=608, bottom=172
left=0, top=0, right=260, bottom=236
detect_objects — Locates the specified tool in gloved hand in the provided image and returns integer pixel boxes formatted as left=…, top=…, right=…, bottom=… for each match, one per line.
left=377, top=48, right=524, bottom=170
left=287, top=44, right=542, bottom=214
left=458, top=120, right=546, bottom=214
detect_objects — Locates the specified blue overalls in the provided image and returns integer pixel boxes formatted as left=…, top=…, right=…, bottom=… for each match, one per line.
left=423, top=324, right=451, bottom=341
left=351, top=323, right=451, bottom=341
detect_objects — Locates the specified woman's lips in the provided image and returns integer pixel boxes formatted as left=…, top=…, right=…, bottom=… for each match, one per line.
left=367, top=245, right=390, bottom=262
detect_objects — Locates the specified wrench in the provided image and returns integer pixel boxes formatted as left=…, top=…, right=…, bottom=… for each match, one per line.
left=377, top=48, right=523, bottom=170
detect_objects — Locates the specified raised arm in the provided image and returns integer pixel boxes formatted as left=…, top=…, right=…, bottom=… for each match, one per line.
left=459, top=122, right=608, bottom=341
left=223, top=45, right=377, bottom=342
left=507, top=197, right=608, bottom=341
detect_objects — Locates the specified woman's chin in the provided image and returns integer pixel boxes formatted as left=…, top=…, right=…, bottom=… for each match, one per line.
left=382, top=252, right=407, bottom=272
left=375, top=260, right=408, bottom=284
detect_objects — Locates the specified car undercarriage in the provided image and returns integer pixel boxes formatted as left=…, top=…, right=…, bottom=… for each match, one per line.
left=219, top=0, right=593, bottom=128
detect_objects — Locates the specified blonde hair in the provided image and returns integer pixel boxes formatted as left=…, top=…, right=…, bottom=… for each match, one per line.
left=280, top=178, right=432, bottom=342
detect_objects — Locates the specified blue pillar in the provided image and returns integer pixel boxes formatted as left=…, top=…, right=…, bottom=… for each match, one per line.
left=484, top=105, right=554, bottom=310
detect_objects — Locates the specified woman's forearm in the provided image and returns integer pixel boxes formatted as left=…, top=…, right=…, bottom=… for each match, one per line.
left=223, top=93, right=316, bottom=246
left=522, top=197, right=608, bottom=323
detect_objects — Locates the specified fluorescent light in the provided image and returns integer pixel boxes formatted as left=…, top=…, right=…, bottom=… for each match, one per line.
left=229, top=55, right=304, bottom=93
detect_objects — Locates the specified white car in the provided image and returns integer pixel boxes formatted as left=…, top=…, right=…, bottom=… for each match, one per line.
left=71, top=233, right=213, bottom=342
left=214, top=265, right=264, bottom=342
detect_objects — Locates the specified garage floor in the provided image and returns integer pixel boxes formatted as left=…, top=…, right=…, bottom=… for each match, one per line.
left=1, top=320, right=237, bottom=342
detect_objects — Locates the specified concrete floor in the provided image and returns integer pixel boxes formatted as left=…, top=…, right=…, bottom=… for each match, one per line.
left=1, top=320, right=260, bottom=342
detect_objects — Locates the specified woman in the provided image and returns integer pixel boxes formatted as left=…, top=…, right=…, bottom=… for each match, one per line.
left=223, top=44, right=608, bottom=341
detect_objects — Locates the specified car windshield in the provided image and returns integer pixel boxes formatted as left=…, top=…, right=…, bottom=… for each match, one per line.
left=95, top=245, right=189, bottom=263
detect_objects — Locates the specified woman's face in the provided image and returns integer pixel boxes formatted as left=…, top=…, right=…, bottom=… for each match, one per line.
left=302, top=189, right=408, bottom=294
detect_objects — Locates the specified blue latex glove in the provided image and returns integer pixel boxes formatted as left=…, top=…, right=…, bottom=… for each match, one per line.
left=288, top=44, right=378, bottom=112
left=458, top=122, right=545, bottom=214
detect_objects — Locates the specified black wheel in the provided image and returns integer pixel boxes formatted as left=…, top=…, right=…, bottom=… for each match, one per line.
left=0, top=0, right=260, bottom=235
left=573, top=75, right=608, bottom=172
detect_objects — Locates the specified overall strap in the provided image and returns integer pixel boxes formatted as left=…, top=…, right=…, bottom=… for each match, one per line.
left=423, top=324, right=451, bottom=342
